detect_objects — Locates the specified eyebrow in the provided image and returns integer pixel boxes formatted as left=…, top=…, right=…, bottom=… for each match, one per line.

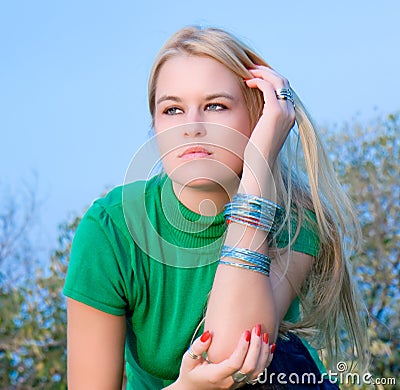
left=205, top=93, right=236, bottom=101
left=156, top=92, right=236, bottom=105
left=156, top=95, right=182, bottom=105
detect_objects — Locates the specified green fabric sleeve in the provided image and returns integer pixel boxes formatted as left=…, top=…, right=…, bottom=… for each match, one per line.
left=63, top=203, right=132, bottom=316
left=275, top=209, right=320, bottom=257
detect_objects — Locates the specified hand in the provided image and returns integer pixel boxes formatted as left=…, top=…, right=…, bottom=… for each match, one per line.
left=244, top=65, right=296, bottom=169
left=170, top=325, right=275, bottom=390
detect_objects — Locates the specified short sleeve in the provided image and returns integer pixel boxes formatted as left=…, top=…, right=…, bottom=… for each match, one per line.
left=275, top=209, right=320, bottom=257
left=63, top=203, right=131, bottom=316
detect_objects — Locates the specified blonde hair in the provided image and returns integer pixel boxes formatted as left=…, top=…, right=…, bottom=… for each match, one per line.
left=148, top=26, right=369, bottom=371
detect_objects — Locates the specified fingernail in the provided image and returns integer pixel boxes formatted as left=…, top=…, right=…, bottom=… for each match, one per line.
left=200, top=330, right=211, bottom=342
left=244, top=330, right=251, bottom=342
left=263, top=333, right=269, bottom=344
left=255, top=324, right=261, bottom=337
left=270, top=343, right=276, bottom=354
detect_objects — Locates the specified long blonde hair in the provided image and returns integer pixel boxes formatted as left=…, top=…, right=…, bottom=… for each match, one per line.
left=148, top=26, right=369, bottom=371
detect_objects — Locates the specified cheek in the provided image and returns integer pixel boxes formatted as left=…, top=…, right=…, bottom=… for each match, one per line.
left=153, top=107, right=174, bottom=132
left=209, top=139, right=246, bottom=178
left=154, top=127, right=181, bottom=160
left=222, top=107, right=253, bottom=139
left=239, top=109, right=253, bottom=137
left=153, top=114, right=164, bottom=133
left=217, top=148, right=245, bottom=173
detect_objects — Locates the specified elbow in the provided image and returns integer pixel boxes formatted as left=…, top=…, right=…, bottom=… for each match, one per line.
left=264, top=306, right=279, bottom=343
left=206, top=309, right=279, bottom=364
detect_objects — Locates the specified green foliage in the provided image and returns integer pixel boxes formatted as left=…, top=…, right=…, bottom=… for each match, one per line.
left=325, top=113, right=400, bottom=389
left=0, top=287, right=25, bottom=388
left=0, top=216, right=80, bottom=389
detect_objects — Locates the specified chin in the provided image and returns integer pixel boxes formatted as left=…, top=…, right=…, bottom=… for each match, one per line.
left=169, top=170, right=240, bottom=192
left=184, top=177, right=224, bottom=190
left=164, top=158, right=242, bottom=190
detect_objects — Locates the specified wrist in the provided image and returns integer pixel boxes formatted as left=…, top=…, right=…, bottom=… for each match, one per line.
left=243, top=139, right=277, bottom=172
left=239, top=168, right=276, bottom=200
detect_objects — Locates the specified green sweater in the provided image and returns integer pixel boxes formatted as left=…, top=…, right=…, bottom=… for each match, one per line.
left=63, top=174, right=323, bottom=389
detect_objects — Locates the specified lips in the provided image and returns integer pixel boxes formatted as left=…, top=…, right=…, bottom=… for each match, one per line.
left=179, top=146, right=212, bottom=160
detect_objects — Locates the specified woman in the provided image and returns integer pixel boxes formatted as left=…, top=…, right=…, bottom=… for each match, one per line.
left=64, top=26, right=368, bottom=389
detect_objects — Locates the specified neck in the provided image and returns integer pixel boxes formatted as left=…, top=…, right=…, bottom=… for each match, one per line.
left=172, top=180, right=239, bottom=216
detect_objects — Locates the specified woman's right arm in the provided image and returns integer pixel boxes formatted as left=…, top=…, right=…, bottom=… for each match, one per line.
left=67, top=298, right=126, bottom=390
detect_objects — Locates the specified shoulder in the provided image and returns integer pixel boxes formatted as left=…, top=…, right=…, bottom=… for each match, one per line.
left=64, top=178, right=168, bottom=314
left=83, top=174, right=166, bottom=233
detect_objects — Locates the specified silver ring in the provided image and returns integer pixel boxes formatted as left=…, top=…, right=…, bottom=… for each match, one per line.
left=275, top=87, right=295, bottom=105
left=232, top=370, right=249, bottom=383
left=246, top=377, right=259, bottom=385
left=186, top=347, right=200, bottom=360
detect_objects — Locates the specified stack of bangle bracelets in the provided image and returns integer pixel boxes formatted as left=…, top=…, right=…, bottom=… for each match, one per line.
left=220, top=193, right=285, bottom=277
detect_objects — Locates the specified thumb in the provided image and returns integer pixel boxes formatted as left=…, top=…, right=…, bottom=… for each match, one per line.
left=183, top=330, right=212, bottom=369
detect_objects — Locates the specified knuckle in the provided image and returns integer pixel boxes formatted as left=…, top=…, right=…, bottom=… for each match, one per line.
left=242, top=363, right=257, bottom=373
left=207, top=373, right=220, bottom=385
left=273, top=76, right=288, bottom=88
left=222, top=382, right=233, bottom=390
left=258, top=78, right=273, bottom=89
left=287, top=111, right=296, bottom=124
left=226, top=361, right=242, bottom=372
left=208, top=376, right=231, bottom=390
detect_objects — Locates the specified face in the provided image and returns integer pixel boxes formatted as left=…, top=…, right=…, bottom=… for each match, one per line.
left=153, top=55, right=252, bottom=189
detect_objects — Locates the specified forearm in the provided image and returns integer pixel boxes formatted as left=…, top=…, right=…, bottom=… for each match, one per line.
left=205, top=257, right=277, bottom=363
left=205, top=169, right=278, bottom=363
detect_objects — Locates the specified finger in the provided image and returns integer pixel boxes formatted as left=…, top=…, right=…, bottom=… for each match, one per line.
left=241, top=333, right=271, bottom=386
left=248, top=68, right=295, bottom=112
left=253, top=333, right=271, bottom=382
left=266, top=342, right=276, bottom=368
left=245, top=78, right=296, bottom=129
left=249, top=67, right=290, bottom=90
left=182, top=330, right=212, bottom=369
left=245, top=77, right=281, bottom=107
left=245, top=78, right=289, bottom=114
left=213, top=329, right=251, bottom=376
left=240, top=324, right=263, bottom=375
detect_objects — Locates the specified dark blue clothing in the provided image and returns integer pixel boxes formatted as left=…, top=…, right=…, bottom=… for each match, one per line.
left=246, top=333, right=340, bottom=389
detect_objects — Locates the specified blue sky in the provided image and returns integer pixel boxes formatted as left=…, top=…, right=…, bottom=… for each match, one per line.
left=1, top=0, right=399, bottom=256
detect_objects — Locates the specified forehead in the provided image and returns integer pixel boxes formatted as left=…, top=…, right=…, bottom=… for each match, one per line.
left=155, top=55, right=242, bottom=96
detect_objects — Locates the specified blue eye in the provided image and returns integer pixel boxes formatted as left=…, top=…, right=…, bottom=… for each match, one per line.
left=164, top=107, right=183, bottom=115
left=206, top=103, right=227, bottom=111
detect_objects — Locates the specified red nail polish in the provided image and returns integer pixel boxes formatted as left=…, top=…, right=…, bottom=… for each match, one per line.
left=244, top=330, right=251, bottom=342
left=270, top=343, right=276, bottom=354
left=200, top=330, right=211, bottom=342
left=255, top=324, right=261, bottom=337
left=263, top=333, right=269, bottom=344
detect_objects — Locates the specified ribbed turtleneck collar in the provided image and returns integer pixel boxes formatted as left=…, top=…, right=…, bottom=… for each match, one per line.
left=155, top=175, right=227, bottom=248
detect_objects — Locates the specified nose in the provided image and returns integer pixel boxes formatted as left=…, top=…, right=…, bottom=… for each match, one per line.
left=183, top=122, right=207, bottom=138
